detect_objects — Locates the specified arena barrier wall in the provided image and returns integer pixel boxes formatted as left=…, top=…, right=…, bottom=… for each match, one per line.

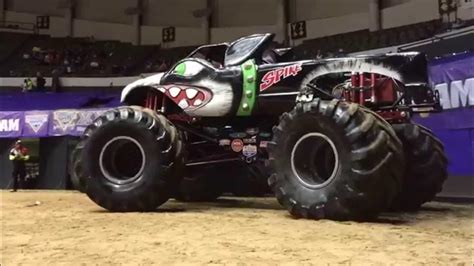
left=37, top=136, right=69, bottom=189
left=0, top=91, right=120, bottom=111
left=0, top=108, right=112, bottom=138
left=0, top=137, right=72, bottom=190
left=0, top=107, right=109, bottom=189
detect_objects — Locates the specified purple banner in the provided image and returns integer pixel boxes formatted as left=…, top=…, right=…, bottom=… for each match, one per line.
left=0, top=111, right=23, bottom=138
left=428, top=51, right=474, bottom=115
left=429, top=51, right=474, bottom=85
left=49, top=110, right=81, bottom=136
left=416, top=51, right=474, bottom=130
left=0, top=91, right=120, bottom=111
left=73, top=109, right=108, bottom=135
left=23, top=111, right=50, bottom=137
left=415, top=52, right=474, bottom=176
left=0, top=108, right=112, bottom=138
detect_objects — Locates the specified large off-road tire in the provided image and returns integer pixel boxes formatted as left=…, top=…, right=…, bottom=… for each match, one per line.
left=69, top=140, right=87, bottom=192
left=390, top=123, right=448, bottom=211
left=82, top=106, right=184, bottom=212
left=267, top=99, right=404, bottom=220
left=175, top=165, right=224, bottom=202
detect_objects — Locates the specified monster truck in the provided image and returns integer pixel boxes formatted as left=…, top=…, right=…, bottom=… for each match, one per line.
left=75, top=33, right=447, bottom=220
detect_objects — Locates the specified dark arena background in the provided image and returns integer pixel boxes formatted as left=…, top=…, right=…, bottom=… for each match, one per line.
left=0, top=0, right=473, bottom=264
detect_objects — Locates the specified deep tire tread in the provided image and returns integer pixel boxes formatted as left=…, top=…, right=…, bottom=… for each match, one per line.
left=69, top=139, right=87, bottom=192
left=83, top=106, right=183, bottom=212
left=268, top=99, right=404, bottom=220
left=390, top=123, right=448, bottom=211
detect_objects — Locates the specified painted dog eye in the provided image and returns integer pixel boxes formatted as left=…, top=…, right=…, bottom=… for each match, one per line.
left=173, top=61, right=204, bottom=77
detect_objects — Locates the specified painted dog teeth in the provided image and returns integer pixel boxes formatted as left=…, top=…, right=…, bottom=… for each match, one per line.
left=169, top=86, right=181, bottom=98
left=185, top=88, right=198, bottom=99
left=193, top=99, right=203, bottom=106
left=178, top=99, right=189, bottom=109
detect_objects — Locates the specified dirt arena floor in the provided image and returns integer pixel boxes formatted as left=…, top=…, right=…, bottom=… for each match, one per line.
left=1, top=190, right=472, bottom=264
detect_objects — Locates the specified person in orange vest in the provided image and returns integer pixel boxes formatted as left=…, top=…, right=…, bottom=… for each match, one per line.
left=9, top=140, right=30, bottom=192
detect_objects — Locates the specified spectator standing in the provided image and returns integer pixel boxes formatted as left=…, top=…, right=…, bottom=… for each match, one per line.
left=35, top=72, right=46, bottom=91
left=22, top=78, right=34, bottom=92
left=316, top=49, right=323, bottom=59
left=51, top=69, right=61, bottom=92
left=9, top=140, right=30, bottom=192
